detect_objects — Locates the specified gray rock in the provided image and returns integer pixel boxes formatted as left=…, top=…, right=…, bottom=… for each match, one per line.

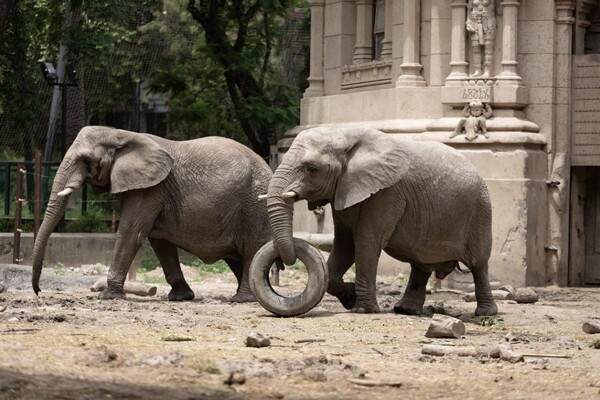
left=245, top=331, right=271, bottom=348
left=514, top=287, right=538, bottom=304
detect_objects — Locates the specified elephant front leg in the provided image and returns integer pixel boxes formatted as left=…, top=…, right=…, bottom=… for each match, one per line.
left=149, top=238, right=194, bottom=301
left=394, top=264, right=431, bottom=315
left=352, top=244, right=382, bottom=314
left=326, top=232, right=356, bottom=310
left=100, top=203, right=159, bottom=300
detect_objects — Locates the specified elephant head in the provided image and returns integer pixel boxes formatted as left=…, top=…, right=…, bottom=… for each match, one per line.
left=266, top=127, right=410, bottom=265
left=32, top=126, right=174, bottom=294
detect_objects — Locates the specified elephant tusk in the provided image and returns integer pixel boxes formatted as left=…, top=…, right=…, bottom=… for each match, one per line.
left=282, top=191, right=297, bottom=199
left=258, top=194, right=267, bottom=200
left=57, top=188, right=74, bottom=197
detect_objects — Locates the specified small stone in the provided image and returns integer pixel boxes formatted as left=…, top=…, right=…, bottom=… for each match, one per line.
left=590, top=340, right=600, bottom=349
left=583, top=321, right=600, bottom=334
left=514, top=288, right=539, bottom=304
left=245, top=331, right=271, bottom=348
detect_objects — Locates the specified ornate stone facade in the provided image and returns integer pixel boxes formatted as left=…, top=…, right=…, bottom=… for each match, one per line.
left=282, top=0, right=600, bottom=288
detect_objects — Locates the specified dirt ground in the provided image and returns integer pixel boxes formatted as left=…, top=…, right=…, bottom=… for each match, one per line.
left=0, top=263, right=599, bottom=400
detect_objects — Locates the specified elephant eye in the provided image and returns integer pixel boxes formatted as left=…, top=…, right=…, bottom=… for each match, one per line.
left=306, top=164, right=318, bottom=173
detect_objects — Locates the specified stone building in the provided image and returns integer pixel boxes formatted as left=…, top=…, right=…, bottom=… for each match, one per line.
left=282, top=0, right=600, bottom=288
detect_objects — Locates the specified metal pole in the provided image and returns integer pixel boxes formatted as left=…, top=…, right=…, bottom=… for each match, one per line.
left=61, top=85, right=67, bottom=158
left=13, top=164, right=24, bottom=264
left=34, top=151, right=42, bottom=238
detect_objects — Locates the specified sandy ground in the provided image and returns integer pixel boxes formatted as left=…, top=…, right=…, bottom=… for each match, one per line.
left=0, top=263, right=599, bottom=400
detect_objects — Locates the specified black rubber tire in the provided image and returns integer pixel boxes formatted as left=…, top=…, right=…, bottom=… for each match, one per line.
left=249, top=238, right=328, bottom=317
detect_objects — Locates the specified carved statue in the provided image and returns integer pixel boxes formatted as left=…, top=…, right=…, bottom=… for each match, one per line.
left=466, top=0, right=496, bottom=78
left=450, top=101, right=493, bottom=140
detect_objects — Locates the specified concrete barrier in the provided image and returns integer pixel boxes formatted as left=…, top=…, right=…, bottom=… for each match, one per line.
left=0, top=232, right=125, bottom=268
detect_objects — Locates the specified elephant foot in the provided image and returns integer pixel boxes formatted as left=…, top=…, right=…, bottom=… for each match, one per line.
left=351, top=301, right=380, bottom=314
left=230, top=290, right=256, bottom=303
left=329, top=282, right=356, bottom=310
left=168, top=281, right=195, bottom=301
left=393, top=300, right=424, bottom=316
left=98, top=289, right=126, bottom=300
left=475, top=301, right=498, bottom=316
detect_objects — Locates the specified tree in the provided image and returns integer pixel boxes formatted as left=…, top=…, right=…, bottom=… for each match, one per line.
left=186, top=0, right=303, bottom=158
left=139, top=0, right=245, bottom=143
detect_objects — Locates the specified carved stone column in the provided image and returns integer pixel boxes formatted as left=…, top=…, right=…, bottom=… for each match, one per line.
left=551, top=0, right=576, bottom=287
left=396, top=0, right=426, bottom=87
left=380, top=0, right=393, bottom=59
left=495, top=0, right=522, bottom=86
left=304, top=0, right=325, bottom=98
left=445, top=0, right=469, bottom=85
left=575, top=0, right=596, bottom=54
left=353, top=0, right=374, bottom=64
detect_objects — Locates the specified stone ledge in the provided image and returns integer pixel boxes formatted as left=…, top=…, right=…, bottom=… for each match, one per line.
left=279, top=118, right=545, bottom=150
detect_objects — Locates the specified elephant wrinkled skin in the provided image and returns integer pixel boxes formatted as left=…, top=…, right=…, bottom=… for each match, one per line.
left=266, top=127, right=497, bottom=316
left=32, top=126, right=272, bottom=302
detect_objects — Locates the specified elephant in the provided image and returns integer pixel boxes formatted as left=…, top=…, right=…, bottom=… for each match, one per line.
left=266, top=126, right=498, bottom=316
left=32, top=126, right=273, bottom=303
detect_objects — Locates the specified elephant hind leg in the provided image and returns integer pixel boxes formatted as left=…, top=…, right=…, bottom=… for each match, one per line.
left=226, top=257, right=256, bottom=303
left=470, top=261, right=498, bottom=316
left=149, top=238, right=194, bottom=301
left=394, top=263, right=431, bottom=315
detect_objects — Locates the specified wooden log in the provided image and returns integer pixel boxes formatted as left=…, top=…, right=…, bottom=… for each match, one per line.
left=463, top=290, right=514, bottom=302
left=348, top=378, right=402, bottom=388
left=583, top=321, right=600, bottom=334
left=421, top=344, right=523, bottom=363
left=90, top=276, right=157, bottom=297
left=425, top=314, right=465, bottom=339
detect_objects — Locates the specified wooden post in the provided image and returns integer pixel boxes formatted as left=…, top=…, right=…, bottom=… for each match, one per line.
left=13, top=164, right=24, bottom=264
left=34, top=151, right=42, bottom=238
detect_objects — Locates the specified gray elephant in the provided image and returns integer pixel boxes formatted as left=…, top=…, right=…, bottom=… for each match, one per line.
left=266, top=126, right=497, bottom=316
left=32, top=126, right=272, bottom=302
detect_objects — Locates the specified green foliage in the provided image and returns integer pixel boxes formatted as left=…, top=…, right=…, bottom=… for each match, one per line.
left=53, top=261, right=67, bottom=276
left=479, top=316, right=504, bottom=326
left=180, top=255, right=230, bottom=274
left=140, top=248, right=160, bottom=271
left=149, top=0, right=307, bottom=155
left=0, top=218, right=33, bottom=233
left=64, top=211, right=110, bottom=233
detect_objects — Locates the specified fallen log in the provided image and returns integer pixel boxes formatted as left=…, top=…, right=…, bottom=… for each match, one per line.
left=348, top=378, right=403, bottom=388
left=421, top=344, right=524, bottom=363
left=90, top=276, right=157, bottom=297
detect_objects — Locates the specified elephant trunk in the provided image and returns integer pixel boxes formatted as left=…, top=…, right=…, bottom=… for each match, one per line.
left=267, top=166, right=297, bottom=266
left=32, top=152, right=85, bottom=294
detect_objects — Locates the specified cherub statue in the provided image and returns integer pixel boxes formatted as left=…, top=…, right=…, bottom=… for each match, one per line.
left=450, top=100, right=493, bottom=140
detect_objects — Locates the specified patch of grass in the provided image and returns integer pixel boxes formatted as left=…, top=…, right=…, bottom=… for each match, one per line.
left=140, top=249, right=160, bottom=271
left=180, top=256, right=230, bottom=275
left=136, top=267, right=166, bottom=284
left=479, top=316, right=504, bottom=326
left=53, top=262, right=67, bottom=276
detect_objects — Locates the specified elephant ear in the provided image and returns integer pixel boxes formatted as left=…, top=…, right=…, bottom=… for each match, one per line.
left=110, top=131, right=174, bottom=194
left=334, top=133, right=410, bottom=210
